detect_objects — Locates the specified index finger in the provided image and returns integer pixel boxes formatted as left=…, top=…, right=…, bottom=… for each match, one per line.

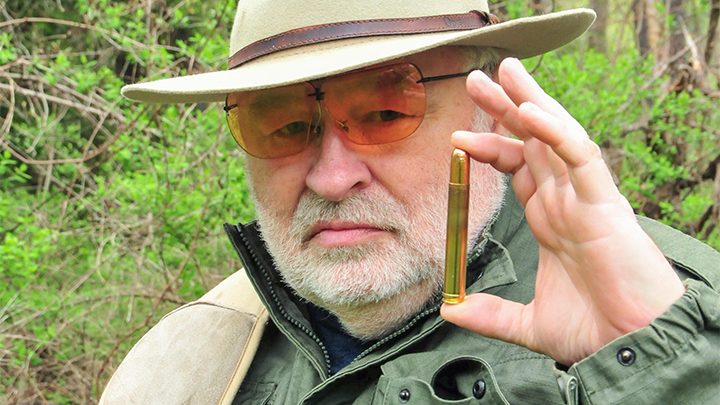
left=499, top=58, right=586, bottom=135
left=465, top=69, right=532, bottom=140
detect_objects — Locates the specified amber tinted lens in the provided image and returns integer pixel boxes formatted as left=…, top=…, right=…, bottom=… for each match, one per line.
left=225, top=82, right=317, bottom=159
left=224, top=64, right=427, bottom=158
left=323, top=63, right=426, bottom=145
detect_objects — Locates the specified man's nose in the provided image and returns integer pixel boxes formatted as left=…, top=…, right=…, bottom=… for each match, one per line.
left=305, top=116, right=372, bottom=202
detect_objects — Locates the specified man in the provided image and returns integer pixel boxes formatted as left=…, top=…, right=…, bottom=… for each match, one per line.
left=102, top=0, right=720, bottom=404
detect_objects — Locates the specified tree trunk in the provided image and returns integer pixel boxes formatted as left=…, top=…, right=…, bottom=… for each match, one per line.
left=668, top=0, right=686, bottom=59
left=530, top=0, right=549, bottom=15
left=589, top=0, right=609, bottom=54
left=633, top=0, right=663, bottom=57
left=707, top=0, right=720, bottom=65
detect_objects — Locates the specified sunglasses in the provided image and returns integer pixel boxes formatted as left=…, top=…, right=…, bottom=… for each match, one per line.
left=224, top=63, right=473, bottom=159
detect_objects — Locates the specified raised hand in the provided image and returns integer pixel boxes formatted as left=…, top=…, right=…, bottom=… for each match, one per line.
left=440, top=58, right=686, bottom=365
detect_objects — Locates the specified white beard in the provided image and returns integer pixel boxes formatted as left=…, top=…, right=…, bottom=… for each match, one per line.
left=251, top=110, right=507, bottom=340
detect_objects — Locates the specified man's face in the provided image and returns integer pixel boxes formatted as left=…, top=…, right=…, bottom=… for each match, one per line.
left=244, top=47, right=506, bottom=339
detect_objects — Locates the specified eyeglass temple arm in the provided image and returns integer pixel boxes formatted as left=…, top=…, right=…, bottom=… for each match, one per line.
left=416, top=69, right=475, bottom=84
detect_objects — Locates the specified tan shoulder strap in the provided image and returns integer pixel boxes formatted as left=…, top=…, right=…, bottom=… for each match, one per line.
left=99, top=270, right=269, bottom=405
left=199, top=270, right=269, bottom=405
left=199, top=269, right=267, bottom=315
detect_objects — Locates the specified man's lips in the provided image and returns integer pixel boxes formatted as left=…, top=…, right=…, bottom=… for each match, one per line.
left=307, top=221, right=389, bottom=248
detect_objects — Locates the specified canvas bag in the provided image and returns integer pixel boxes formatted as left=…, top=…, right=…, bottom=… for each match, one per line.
left=99, top=270, right=268, bottom=405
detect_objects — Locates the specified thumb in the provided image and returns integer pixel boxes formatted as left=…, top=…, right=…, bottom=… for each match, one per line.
left=440, top=293, right=534, bottom=350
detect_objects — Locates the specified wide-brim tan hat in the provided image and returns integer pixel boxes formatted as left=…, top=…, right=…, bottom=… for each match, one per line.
left=122, top=0, right=595, bottom=104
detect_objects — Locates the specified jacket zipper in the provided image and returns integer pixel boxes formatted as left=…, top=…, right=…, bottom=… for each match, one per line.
left=227, top=224, right=333, bottom=376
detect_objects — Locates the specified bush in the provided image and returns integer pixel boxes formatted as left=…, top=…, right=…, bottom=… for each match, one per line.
left=529, top=48, right=720, bottom=243
left=1, top=0, right=254, bottom=402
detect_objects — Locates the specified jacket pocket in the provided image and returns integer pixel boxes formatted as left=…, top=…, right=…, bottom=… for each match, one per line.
left=372, top=355, right=510, bottom=404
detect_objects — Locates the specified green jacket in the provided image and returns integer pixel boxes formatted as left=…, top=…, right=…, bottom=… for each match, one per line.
left=230, top=193, right=720, bottom=405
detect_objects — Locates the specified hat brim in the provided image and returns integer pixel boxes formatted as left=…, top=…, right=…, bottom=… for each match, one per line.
left=122, top=9, right=595, bottom=104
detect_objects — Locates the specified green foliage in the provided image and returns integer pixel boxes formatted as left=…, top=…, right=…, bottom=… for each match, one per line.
left=0, top=150, right=31, bottom=188
left=1, top=0, right=252, bottom=402
left=0, top=32, right=18, bottom=64
left=528, top=48, right=720, bottom=240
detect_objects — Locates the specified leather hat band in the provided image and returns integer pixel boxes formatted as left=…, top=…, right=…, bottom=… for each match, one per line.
left=228, top=10, right=499, bottom=70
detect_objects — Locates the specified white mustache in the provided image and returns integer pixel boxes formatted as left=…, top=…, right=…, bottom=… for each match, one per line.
left=290, top=189, right=411, bottom=244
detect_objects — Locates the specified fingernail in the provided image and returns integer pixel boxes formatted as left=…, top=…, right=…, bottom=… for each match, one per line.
left=468, top=69, right=489, bottom=81
left=505, top=57, right=524, bottom=70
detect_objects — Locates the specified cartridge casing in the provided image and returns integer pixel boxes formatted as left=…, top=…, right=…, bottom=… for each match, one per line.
left=443, top=149, right=470, bottom=304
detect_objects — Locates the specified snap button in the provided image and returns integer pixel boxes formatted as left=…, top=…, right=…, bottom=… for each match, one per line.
left=617, top=347, right=636, bottom=366
left=472, top=379, right=486, bottom=399
left=399, top=388, right=411, bottom=403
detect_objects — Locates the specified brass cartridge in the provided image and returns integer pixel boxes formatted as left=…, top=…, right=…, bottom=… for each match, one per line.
left=443, top=148, right=470, bottom=304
